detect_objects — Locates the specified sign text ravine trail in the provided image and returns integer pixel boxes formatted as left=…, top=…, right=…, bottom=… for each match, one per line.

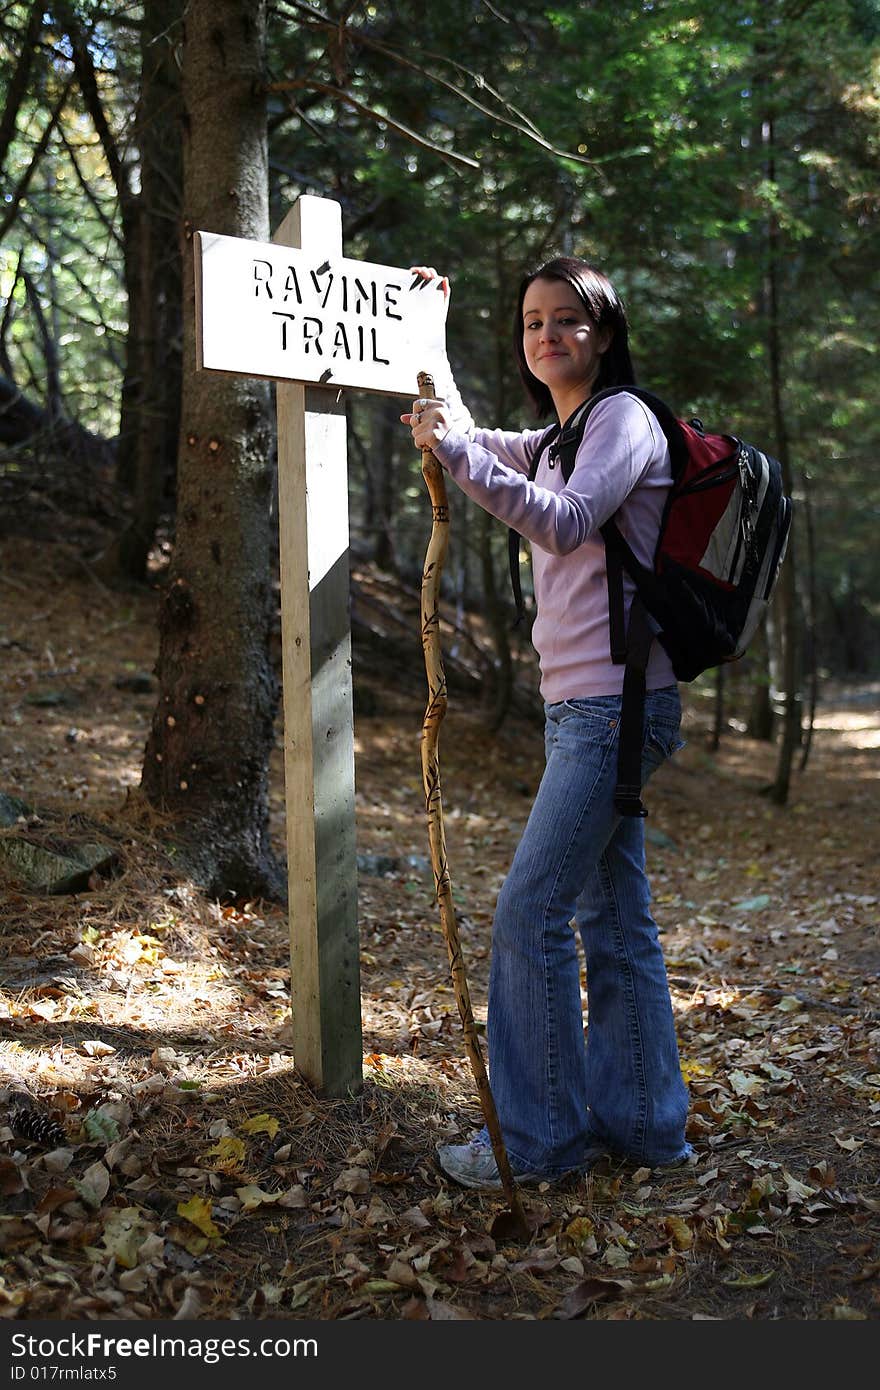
left=195, top=228, right=447, bottom=396
left=194, top=195, right=447, bottom=1096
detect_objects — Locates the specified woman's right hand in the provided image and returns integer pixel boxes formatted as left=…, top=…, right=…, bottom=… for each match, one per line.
left=400, top=395, right=452, bottom=452
left=403, top=267, right=453, bottom=448
left=409, top=265, right=450, bottom=320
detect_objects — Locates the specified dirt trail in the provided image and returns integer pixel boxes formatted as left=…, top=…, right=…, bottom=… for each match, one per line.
left=0, top=535, right=878, bottom=1321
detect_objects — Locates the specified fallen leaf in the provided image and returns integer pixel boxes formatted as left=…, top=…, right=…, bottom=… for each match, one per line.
left=364, top=1195, right=393, bottom=1226
left=774, top=996, right=804, bottom=1013
left=513, top=1248, right=561, bottom=1274
left=278, top=1185, right=308, bottom=1208
left=236, top=1185, right=284, bottom=1212
left=83, top=1110, right=120, bottom=1145
left=150, top=1047, right=178, bottom=1073
left=563, top=1215, right=596, bottom=1247
left=489, top=1208, right=532, bottom=1242
left=722, top=1271, right=774, bottom=1288
left=426, top=1296, right=477, bottom=1319
left=205, top=1136, right=246, bottom=1169
left=176, top=1195, right=221, bottom=1240
left=174, top=1286, right=202, bottom=1319
left=166, top=1223, right=211, bottom=1257
left=781, top=1171, right=818, bottom=1204
left=603, top=1241, right=632, bottom=1267
left=101, top=1207, right=152, bottom=1270
left=239, top=1113, right=281, bottom=1139
left=72, top=1161, right=110, bottom=1209
left=664, top=1216, right=694, bottom=1251
left=557, top=1277, right=631, bottom=1318
left=728, top=1070, right=766, bottom=1097
left=398, top=1205, right=431, bottom=1230
left=35, top=1185, right=77, bottom=1213
left=385, top=1258, right=419, bottom=1289
left=401, top=1296, right=430, bottom=1320
left=333, top=1166, right=371, bottom=1194
left=0, top=1157, right=24, bottom=1197
left=288, top=1277, right=325, bottom=1311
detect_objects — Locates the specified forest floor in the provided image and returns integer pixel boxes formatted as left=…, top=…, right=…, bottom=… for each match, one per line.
left=0, top=530, right=878, bottom=1324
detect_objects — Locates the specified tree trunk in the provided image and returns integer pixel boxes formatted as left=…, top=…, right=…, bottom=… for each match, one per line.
left=745, top=622, right=775, bottom=741
left=368, top=397, right=399, bottom=572
left=762, top=115, right=801, bottom=806
left=0, top=4, right=44, bottom=182
left=55, top=1, right=142, bottom=502
left=117, top=0, right=184, bottom=581
left=141, top=0, right=283, bottom=900
left=479, top=507, right=514, bottom=731
left=710, top=665, right=723, bottom=752
left=799, top=465, right=819, bottom=772
left=478, top=213, right=516, bottom=731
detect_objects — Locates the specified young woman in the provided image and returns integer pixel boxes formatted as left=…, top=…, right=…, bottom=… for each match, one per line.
left=402, top=257, right=692, bottom=1190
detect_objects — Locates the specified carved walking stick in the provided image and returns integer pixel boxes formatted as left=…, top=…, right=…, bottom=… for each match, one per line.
left=416, top=370, right=527, bottom=1234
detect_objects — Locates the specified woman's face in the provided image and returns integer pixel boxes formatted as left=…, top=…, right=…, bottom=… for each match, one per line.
left=521, top=277, right=609, bottom=407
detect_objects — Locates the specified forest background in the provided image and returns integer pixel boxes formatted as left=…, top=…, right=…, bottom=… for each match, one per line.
left=0, top=0, right=879, bottom=1325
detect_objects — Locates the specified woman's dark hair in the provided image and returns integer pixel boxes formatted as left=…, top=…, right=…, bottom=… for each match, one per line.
left=513, top=256, right=636, bottom=418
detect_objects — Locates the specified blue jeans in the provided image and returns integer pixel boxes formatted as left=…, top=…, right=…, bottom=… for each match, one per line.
left=485, top=685, right=690, bottom=1176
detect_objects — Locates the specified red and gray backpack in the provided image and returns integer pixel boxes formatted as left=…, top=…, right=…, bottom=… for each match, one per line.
left=508, top=385, right=793, bottom=817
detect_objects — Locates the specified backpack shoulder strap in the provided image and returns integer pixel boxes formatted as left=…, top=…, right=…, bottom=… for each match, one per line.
left=603, top=387, right=689, bottom=478
left=508, top=423, right=558, bottom=624
left=529, top=423, right=559, bottom=481
left=553, top=386, right=689, bottom=483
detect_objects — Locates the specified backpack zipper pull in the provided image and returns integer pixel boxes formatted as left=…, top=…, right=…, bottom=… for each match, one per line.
left=738, top=445, right=758, bottom=504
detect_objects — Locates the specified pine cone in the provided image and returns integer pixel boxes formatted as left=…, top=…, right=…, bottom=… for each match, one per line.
left=8, top=1104, right=67, bottom=1148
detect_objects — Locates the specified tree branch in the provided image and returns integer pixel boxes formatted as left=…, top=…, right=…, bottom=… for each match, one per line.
left=274, top=0, right=600, bottom=170
left=364, top=34, right=600, bottom=170
left=0, top=252, right=23, bottom=381
left=0, top=74, right=75, bottom=244
left=266, top=76, right=481, bottom=170
left=18, top=212, right=125, bottom=349
left=54, top=0, right=133, bottom=207
left=21, top=269, right=64, bottom=419
left=55, top=122, right=125, bottom=251
left=0, top=1, right=44, bottom=181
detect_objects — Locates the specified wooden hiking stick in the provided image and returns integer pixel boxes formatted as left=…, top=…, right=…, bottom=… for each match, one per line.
left=416, top=370, right=527, bottom=1232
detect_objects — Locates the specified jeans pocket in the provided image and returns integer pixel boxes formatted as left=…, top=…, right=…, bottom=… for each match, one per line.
left=643, top=718, right=684, bottom=766
left=560, top=699, right=620, bottom=743
left=561, top=697, right=619, bottom=723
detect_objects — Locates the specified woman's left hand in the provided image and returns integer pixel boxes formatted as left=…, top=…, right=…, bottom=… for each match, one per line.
left=401, top=396, right=452, bottom=452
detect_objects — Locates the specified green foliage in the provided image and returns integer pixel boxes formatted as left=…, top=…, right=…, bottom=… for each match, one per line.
left=1, top=0, right=878, bottom=666
left=0, top=2, right=137, bottom=434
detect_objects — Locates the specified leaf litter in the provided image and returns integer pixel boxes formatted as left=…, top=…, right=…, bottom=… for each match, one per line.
left=0, top=538, right=879, bottom=1321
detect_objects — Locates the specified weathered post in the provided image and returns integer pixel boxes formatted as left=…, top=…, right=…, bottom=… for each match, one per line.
left=194, top=199, right=446, bottom=1095
left=272, top=198, right=361, bottom=1098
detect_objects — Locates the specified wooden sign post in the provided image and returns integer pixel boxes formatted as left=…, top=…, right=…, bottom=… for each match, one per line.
left=194, top=196, right=447, bottom=1096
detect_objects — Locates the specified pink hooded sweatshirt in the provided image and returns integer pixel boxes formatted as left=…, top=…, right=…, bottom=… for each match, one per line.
left=432, top=387, right=676, bottom=702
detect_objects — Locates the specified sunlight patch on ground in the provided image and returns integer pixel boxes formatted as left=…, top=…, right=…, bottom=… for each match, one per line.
left=813, top=710, right=880, bottom=749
